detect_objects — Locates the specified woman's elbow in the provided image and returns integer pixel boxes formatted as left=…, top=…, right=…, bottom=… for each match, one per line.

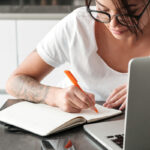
left=5, top=74, right=17, bottom=95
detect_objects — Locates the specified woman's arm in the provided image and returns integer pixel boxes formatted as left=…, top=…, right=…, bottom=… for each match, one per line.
left=6, top=50, right=95, bottom=113
left=6, top=50, right=55, bottom=104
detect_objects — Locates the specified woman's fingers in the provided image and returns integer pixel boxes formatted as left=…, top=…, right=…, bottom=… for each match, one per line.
left=67, top=100, right=81, bottom=113
left=62, top=99, right=81, bottom=113
left=106, top=84, right=126, bottom=103
left=86, top=92, right=95, bottom=105
left=59, top=85, right=95, bottom=113
left=70, top=93, right=89, bottom=109
left=103, top=84, right=127, bottom=109
left=73, top=86, right=94, bottom=107
left=107, top=88, right=126, bottom=104
left=107, top=95, right=126, bottom=108
left=119, top=101, right=126, bottom=110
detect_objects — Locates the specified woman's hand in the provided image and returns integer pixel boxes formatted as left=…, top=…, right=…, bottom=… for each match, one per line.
left=103, top=84, right=127, bottom=110
left=45, top=85, right=95, bottom=113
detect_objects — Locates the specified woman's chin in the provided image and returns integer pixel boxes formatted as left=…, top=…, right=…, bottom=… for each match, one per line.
left=112, top=34, right=126, bottom=40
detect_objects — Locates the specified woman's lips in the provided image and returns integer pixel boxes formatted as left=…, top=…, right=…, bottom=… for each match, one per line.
left=111, top=29, right=127, bottom=35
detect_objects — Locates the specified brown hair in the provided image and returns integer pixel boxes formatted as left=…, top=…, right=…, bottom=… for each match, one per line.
left=85, top=0, right=147, bottom=36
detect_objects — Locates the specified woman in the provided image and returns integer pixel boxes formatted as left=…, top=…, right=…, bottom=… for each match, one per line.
left=6, top=0, right=150, bottom=112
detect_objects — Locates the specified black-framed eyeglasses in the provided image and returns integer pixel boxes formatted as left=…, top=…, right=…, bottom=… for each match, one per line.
left=86, top=0, right=150, bottom=27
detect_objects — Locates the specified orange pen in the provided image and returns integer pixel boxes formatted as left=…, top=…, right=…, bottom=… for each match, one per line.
left=64, top=70, right=99, bottom=113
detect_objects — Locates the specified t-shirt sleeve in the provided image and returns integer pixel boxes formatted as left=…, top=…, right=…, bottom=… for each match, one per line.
left=36, top=12, right=75, bottom=67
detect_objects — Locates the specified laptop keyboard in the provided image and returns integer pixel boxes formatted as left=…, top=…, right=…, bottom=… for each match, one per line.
left=107, top=134, right=124, bottom=149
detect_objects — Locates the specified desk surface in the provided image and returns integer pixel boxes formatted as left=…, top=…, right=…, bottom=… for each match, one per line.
left=0, top=99, right=124, bottom=150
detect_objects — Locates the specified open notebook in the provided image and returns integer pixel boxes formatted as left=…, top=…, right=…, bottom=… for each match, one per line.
left=0, top=101, right=122, bottom=136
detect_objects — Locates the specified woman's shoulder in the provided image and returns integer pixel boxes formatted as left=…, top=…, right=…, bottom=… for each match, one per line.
left=72, top=7, right=92, bottom=19
left=56, top=6, right=95, bottom=37
left=68, top=7, right=94, bottom=23
left=72, top=7, right=89, bottom=16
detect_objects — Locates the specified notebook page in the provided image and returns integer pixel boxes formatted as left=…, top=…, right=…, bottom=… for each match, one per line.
left=56, top=104, right=122, bottom=123
left=76, top=104, right=122, bottom=122
left=0, top=102, right=83, bottom=136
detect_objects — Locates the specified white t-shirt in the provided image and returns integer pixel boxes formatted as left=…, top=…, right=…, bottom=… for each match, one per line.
left=37, top=7, right=128, bottom=101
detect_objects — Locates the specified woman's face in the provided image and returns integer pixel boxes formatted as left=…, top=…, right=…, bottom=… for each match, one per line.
left=96, top=0, right=149, bottom=40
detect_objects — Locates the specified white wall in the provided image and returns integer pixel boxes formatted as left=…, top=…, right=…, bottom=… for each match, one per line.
left=0, top=20, right=17, bottom=90
left=0, top=19, right=69, bottom=91
left=17, top=20, right=68, bottom=86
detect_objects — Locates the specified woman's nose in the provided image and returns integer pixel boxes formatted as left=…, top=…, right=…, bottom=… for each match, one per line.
left=110, top=15, right=120, bottom=27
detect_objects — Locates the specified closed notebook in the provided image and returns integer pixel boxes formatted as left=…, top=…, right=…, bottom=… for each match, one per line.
left=0, top=101, right=122, bottom=136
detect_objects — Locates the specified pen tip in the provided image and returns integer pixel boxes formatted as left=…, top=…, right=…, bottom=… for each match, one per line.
left=65, top=140, right=72, bottom=149
left=94, top=107, right=99, bottom=113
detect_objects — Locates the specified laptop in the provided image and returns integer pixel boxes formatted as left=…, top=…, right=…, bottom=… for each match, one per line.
left=84, top=57, right=150, bottom=150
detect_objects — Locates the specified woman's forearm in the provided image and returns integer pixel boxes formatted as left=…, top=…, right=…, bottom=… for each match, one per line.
left=6, top=75, right=51, bottom=103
